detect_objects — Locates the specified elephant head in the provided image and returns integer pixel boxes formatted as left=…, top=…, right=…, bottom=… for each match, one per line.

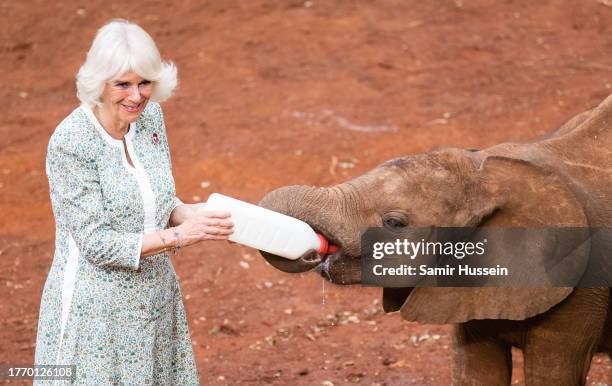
left=260, top=149, right=505, bottom=278
left=259, top=143, right=591, bottom=323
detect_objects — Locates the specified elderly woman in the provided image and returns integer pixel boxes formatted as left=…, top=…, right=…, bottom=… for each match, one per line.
left=34, top=20, right=232, bottom=384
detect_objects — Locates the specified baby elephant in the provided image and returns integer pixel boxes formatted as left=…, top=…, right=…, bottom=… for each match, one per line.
left=259, top=95, right=612, bottom=385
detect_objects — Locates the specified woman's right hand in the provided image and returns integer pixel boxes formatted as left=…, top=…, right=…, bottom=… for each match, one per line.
left=173, top=210, right=233, bottom=247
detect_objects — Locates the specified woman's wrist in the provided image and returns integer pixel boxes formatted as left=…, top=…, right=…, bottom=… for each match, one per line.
left=156, top=230, right=169, bottom=250
left=156, top=227, right=182, bottom=251
left=171, top=227, right=183, bottom=253
left=141, top=225, right=186, bottom=259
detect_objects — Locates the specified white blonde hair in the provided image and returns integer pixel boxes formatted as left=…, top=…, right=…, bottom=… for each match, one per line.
left=76, top=19, right=177, bottom=107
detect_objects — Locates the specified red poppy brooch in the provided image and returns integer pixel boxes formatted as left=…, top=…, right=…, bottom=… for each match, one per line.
left=152, top=131, right=160, bottom=145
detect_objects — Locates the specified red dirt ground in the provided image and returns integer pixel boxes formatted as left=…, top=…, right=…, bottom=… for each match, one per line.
left=1, top=1, right=612, bottom=384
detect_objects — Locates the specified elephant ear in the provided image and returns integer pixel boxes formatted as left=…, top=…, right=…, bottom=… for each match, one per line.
left=390, top=155, right=588, bottom=324
left=398, top=288, right=573, bottom=323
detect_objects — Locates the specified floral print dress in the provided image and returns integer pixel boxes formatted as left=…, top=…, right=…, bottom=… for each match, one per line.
left=34, top=102, right=199, bottom=385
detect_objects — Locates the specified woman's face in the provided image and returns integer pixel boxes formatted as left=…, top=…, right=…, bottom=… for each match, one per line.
left=99, top=71, right=153, bottom=126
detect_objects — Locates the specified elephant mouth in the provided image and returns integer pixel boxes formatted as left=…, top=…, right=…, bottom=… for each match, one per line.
left=314, top=246, right=344, bottom=279
left=259, top=221, right=360, bottom=284
left=310, top=224, right=346, bottom=259
left=309, top=225, right=361, bottom=284
left=259, top=225, right=345, bottom=272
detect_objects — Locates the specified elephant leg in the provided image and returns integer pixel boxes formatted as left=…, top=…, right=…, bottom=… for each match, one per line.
left=452, top=322, right=512, bottom=386
left=523, top=288, right=609, bottom=386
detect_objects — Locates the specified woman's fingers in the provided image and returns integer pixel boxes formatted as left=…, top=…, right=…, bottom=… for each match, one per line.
left=176, top=213, right=234, bottom=245
left=191, top=214, right=233, bottom=228
left=203, top=226, right=234, bottom=236
left=201, top=230, right=232, bottom=241
left=203, top=218, right=234, bottom=228
left=199, top=210, right=231, bottom=219
left=206, top=235, right=233, bottom=240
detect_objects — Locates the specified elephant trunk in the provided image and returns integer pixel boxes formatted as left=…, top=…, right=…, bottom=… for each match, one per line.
left=258, top=185, right=337, bottom=273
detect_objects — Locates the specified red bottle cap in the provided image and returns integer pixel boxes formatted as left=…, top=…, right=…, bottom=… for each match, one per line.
left=317, top=233, right=338, bottom=255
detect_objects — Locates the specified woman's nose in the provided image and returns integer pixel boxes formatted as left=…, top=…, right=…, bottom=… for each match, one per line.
left=128, top=86, right=143, bottom=102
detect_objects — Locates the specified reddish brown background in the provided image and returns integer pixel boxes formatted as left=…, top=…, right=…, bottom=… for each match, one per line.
left=1, top=1, right=612, bottom=384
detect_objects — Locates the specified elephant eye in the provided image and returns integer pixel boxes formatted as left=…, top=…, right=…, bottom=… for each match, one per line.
left=383, top=217, right=407, bottom=229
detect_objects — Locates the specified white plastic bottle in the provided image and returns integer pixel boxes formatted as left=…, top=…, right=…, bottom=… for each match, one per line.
left=203, top=193, right=336, bottom=260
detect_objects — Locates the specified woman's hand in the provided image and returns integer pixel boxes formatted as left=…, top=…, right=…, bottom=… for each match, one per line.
left=173, top=210, right=233, bottom=247
left=169, top=203, right=200, bottom=226
left=143, top=201, right=234, bottom=258
left=141, top=210, right=233, bottom=258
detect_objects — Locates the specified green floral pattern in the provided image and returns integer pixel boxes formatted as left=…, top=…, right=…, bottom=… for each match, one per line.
left=34, top=102, right=198, bottom=385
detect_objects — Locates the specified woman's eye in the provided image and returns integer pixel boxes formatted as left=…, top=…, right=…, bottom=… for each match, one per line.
left=139, top=80, right=151, bottom=86
left=383, top=217, right=407, bottom=229
left=116, top=82, right=129, bottom=88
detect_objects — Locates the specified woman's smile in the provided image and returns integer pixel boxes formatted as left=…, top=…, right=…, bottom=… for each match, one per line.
left=120, top=101, right=144, bottom=114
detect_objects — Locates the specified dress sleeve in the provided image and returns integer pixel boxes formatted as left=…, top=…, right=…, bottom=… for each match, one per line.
left=46, top=139, right=143, bottom=270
